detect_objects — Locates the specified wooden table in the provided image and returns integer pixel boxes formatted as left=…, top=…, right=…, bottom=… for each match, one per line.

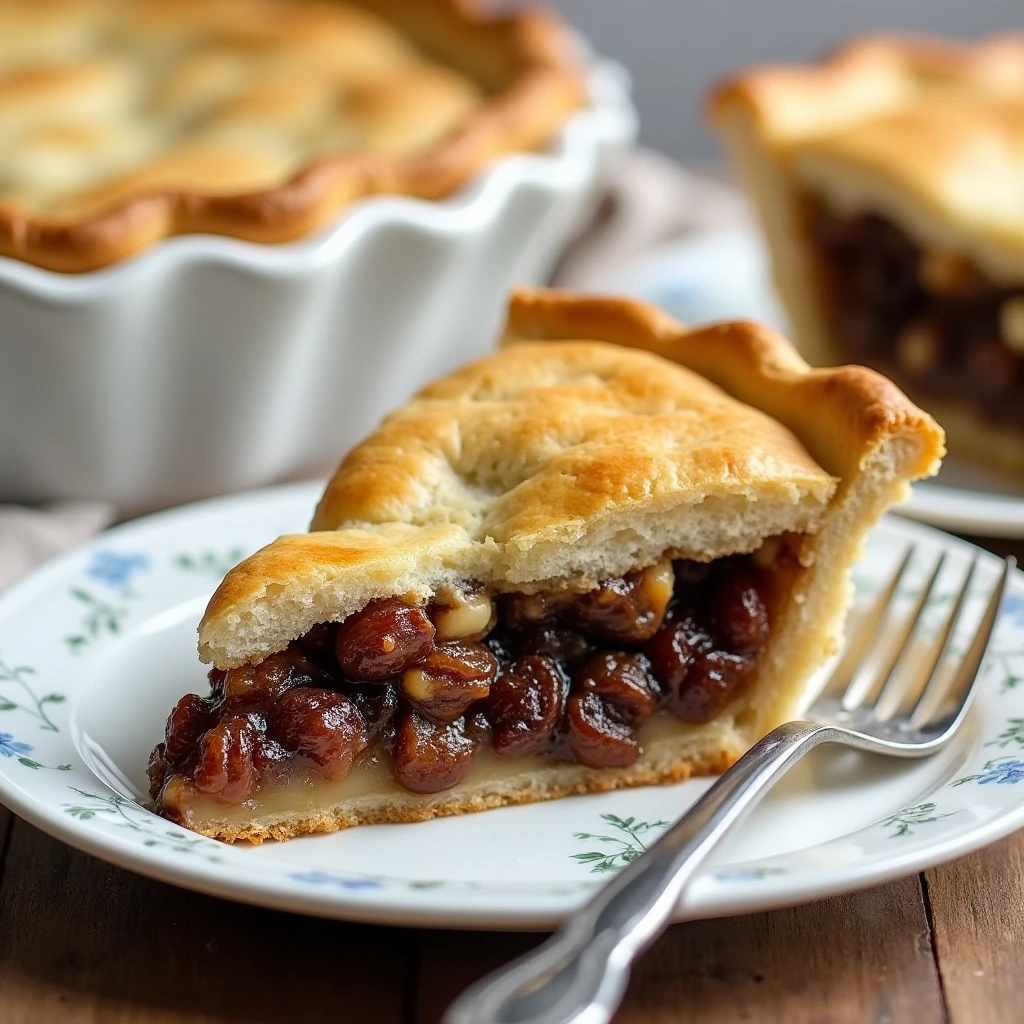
left=1, top=533, right=1021, bottom=1024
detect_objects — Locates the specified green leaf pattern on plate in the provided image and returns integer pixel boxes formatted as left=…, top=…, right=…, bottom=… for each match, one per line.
left=62, top=788, right=222, bottom=862
left=572, top=813, right=670, bottom=873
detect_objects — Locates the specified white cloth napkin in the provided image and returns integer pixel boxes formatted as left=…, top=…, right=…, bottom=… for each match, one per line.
left=0, top=150, right=742, bottom=591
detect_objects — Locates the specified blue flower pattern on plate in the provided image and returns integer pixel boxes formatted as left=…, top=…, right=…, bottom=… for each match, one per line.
left=87, top=551, right=151, bottom=589
left=289, top=870, right=383, bottom=890
left=979, top=759, right=1024, bottom=785
left=999, top=594, right=1024, bottom=629
left=0, top=732, right=32, bottom=758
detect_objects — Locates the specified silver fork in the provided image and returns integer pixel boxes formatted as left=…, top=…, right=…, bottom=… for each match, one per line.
left=444, top=547, right=1014, bottom=1024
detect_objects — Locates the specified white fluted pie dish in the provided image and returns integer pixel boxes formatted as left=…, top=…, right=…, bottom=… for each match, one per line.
left=0, top=62, right=634, bottom=512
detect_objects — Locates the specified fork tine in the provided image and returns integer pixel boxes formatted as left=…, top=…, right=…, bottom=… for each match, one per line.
left=891, top=555, right=978, bottom=721
left=911, top=556, right=1014, bottom=729
left=819, top=545, right=915, bottom=707
left=863, top=553, right=947, bottom=719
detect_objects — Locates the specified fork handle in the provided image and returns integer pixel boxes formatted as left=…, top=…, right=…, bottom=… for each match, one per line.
left=443, top=720, right=836, bottom=1024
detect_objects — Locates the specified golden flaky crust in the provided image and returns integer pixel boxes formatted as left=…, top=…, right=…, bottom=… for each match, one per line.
left=188, top=288, right=942, bottom=841
left=0, top=0, right=584, bottom=272
left=202, top=326, right=848, bottom=668
left=708, top=34, right=1024, bottom=476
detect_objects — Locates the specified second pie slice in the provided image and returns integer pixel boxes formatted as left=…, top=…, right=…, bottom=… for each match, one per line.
left=710, top=34, right=1024, bottom=477
left=149, top=288, right=944, bottom=842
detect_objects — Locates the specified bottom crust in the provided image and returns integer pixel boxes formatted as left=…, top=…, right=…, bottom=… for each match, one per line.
left=172, top=735, right=744, bottom=844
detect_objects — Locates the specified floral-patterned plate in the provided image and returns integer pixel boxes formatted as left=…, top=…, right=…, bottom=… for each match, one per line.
left=0, top=481, right=1022, bottom=930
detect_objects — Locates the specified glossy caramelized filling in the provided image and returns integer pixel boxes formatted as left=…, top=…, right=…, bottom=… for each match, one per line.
left=149, top=553, right=776, bottom=818
left=805, top=197, right=1024, bottom=426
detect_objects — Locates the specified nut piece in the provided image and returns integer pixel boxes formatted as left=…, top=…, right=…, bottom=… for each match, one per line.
left=335, top=598, right=435, bottom=681
left=400, top=640, right=497, bottom=723
left=485, top=655, right=568, bottom=758
left=267, top=687, right=368, bottom=781
left=431, top=589, right=495, bottom=640
left=393, top=711, right=476, bottom=793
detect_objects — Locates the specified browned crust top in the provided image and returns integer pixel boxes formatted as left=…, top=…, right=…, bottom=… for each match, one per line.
left=503, top=287, right=946, bottom=485
left=707, top=31, right=1024, bottom=134
left=0, top=0, right=585, bottom=273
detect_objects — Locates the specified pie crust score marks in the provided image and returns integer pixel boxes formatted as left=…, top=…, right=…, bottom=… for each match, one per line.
left=159, top=289, right=942, bottom=842
left=0, top=0, right=585, bottom=272
left=709, top=34, right=1024, bottom=476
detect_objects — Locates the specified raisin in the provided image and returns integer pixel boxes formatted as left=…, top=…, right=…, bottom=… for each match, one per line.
left=671, top=650, right=755, bottom=723
left=483, top=626, right=517, bottom=665
left=400, top=640, right=496, bottom=723
left=565, top=691, right=638, bottom=768
left=674, top=559, right=711, bottom=594
left=644, top=610, right=713, bottom=699
left=564, top=562, right=673, bottom=643
left=574, top=651, right=658, bottom=727
left=147, top=743, right=168, bottom=798
left=164, top=693, right=218, bottom=768
left=267, top=687, right=367, bottom=781
left=192, top=714, right=260, bottom=803
left=968, top=340, right=1020, bottom=396
left=500, top=592, right=555, bottom=631
left=293, top=621, right=341, bottom=666
left=208, top=667, right=227, bottom=698
left=393, top=711, right=475, bottom=793
left=710, top=566, right=769, bottom=655
left=346, top=680, right=399, bottom=741
left=221, top=649, right=328, bottom=706
left=486, top=655, right=568, bottom=758
left=516, top=626, right=592, bottom=667
left=336, top=598, right=435, bottom=681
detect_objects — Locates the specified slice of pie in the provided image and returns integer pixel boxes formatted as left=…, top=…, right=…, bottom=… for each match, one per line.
left=148, top=288, right=944, bottom=842
left=710, top=34, right=1024, bottom=478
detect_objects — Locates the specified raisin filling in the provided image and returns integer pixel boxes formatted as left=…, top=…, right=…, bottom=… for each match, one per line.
left=804, top=196, right=1024, bottom=426
left=150, top=554, right=774, bottom=814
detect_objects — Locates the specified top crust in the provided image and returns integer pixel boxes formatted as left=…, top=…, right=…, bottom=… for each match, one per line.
left=0, top=0, right=585, bottom=272
left=708, top=33, right=1024, bottom=282
left=198, top=288, right=944, bottom=669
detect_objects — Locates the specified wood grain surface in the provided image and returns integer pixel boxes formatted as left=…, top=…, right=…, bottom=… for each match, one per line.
left=0, top=532, right=1019, bottom=1023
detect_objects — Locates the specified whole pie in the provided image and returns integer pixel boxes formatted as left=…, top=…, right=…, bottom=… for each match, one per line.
left=148, top=288, right=944, bottom=842
left=0, top=0, right=584, bottom=272
left=710, top=34, right=1024, bottom=478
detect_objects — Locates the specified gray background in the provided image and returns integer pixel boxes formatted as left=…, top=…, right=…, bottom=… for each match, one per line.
left=542, top=1, right=1021, bottom=160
